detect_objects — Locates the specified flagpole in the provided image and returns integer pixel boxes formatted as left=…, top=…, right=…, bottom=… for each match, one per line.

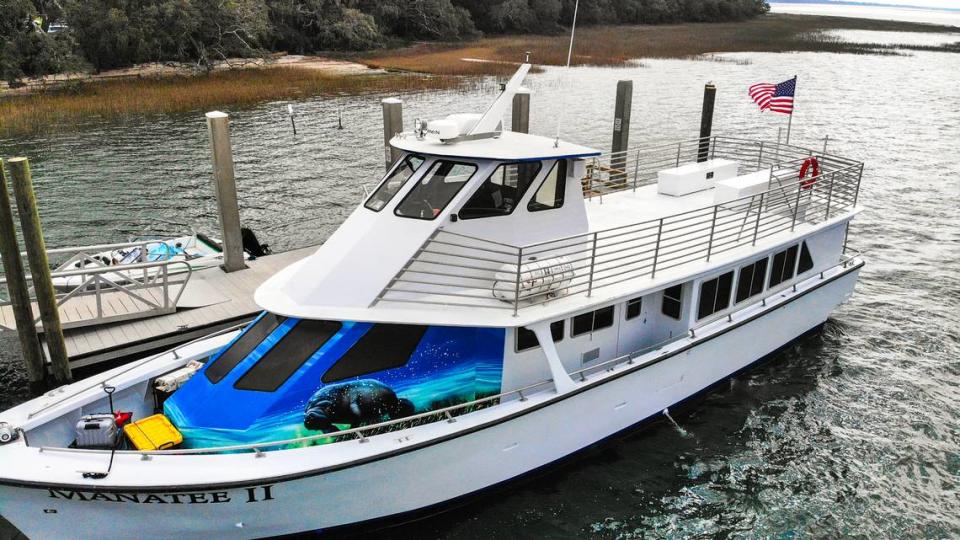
left=785, top=75, right=796, bottom=145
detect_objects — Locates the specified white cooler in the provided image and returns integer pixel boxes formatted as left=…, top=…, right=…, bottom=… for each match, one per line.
left=657, top=159, right=738, bottom=196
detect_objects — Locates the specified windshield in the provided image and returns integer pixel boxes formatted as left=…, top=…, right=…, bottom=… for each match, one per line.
left=365, top=154, right=425, bottom=212
left=395, top=160, right=477, bottom=220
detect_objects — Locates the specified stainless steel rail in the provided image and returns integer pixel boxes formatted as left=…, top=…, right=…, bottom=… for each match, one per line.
left=375, top=136, right=863, bottom=313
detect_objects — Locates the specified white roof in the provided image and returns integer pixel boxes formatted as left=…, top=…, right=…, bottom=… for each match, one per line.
left=391, top=131, right=601, bottom=162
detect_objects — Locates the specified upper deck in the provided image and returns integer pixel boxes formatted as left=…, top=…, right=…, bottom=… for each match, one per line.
left=255, top=133, right=863, bottom=327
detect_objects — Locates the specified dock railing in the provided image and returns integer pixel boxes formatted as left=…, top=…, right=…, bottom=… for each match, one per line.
left=375, top=136, right=863, bottom=314
left=0, top=240, right=193, bottom=330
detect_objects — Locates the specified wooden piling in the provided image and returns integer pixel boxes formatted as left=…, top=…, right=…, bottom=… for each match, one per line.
left=698, top=83, right=717, bottom=163
left=381, top=98, right=403, bottom=170
left=0, top=160, right=46, bottom=393
left=512, top=88, right=530, bottom=134
left=7, top=157, right=71, bottom=385
left=205, top=111, right=247, bottom=273
left=611, top=81, right=633, bottom=184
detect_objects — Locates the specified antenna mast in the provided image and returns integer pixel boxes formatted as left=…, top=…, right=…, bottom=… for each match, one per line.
left=555, top=0, right=580, bottom=147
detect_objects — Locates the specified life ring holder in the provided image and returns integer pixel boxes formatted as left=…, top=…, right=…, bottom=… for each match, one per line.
left=799, top=157, right=819, bottom=190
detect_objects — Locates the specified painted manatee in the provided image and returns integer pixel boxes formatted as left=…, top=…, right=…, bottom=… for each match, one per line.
left=303, top=379, right=415, bottom=432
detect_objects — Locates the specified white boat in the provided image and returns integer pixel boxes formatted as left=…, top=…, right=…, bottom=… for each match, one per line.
left=0, top=63, right=864, bottom=539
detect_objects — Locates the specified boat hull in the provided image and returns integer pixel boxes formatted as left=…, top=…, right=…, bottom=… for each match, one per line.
left=0, top=264, right=860, bottom=539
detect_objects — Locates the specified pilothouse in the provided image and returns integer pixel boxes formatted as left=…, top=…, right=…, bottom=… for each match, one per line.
left=0, top=62, right=865, bottom=539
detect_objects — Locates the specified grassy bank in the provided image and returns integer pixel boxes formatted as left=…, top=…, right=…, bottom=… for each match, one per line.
left=0, top=67, right=458, bottom=138
left=365, top=14, right=960, bottom=75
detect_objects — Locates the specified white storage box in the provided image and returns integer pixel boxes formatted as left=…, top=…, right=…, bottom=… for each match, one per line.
left=657, top=159, right=738, bottom=197
left=714, top=169, right=771, bottom=207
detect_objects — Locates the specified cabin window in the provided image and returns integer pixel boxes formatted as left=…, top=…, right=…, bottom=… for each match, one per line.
left=769, top=244, right=799, bottom=287
left=571, top=306, right=615, bottom=337
left=698, top=271, right=734, bottom=320
left=516, top=320, right=565, bottom=352
left=205, top=312, right=284, bottom=384
left=395, top=160, right=476, bottom=220
left=234, top=319, right=343, bottom=392
left=364, top=154, right=424, bottom=212
left=528, top=160, right=566, bottom=212
left=625, top=297, right=643, bottom=320
left=459, top=162, right=542, bottom=219
left=661, top=285, right=683, bottom=320
left=735, top=257, right=768, bottom=304
left=797, top=241, right=814, bottom=274
left=321, top=324, right=428, bottom=383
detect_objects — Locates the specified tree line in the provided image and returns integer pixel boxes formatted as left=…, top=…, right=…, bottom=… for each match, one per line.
left=1, top=0, right=769, bottom=84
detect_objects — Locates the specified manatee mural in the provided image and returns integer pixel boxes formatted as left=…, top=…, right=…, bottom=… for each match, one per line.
left=164, top=315, right=505, bottom=449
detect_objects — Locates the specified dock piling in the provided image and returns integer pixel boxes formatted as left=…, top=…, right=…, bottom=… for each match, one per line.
left=512, top=88, right=530, bottom=134
left=7, top=157, right=71, bottom=385
left=205, top=111, right=247, bottom=273
left=611, top=80, right=633, bottom=185
left=381, top=98, right=403, bottom=170
left=0, top=160, right=46, bottom=393
left=698, top=83, right=717, bottom=163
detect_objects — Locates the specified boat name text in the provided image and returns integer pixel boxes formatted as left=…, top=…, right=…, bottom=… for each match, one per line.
left=46, top=485, right=275, bottom=504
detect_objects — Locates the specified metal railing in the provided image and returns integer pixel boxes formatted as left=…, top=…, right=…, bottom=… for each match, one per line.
left=33, top=251, right=863, bottom=458
left=0, top=240, right=194, bottom=330
left=374, top=136, right=863, bottom=314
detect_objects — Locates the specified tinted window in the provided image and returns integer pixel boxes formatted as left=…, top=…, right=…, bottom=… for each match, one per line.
left=205, top=313, right=283, bottom=383
left=572, top=306, right=615, bottom=337
left=662, top=285, right=683, bottom=320
left=516, top=320, right=565, bottom=352
left=395, top=160, right=476, bottom=220
left=698, top=271, right=734, bottom=320
left=798, top=241, right=814, bottom=274
left=460, top=162, right=541, bottom=219
left=735, top=257, right=769, bottom=303
left=528, top=160, right=566, bottom=212
left=364, top=155, right=424, bottom=212
left=322, top=324, right=428, bottom=383
left=626, top=297, right=642, bottom=320
left=234, top=319, right=342, bottom=392
left=770, top=244, right=799, bottom=287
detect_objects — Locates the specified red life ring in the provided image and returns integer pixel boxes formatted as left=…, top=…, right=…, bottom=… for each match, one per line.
left=799, top=157, right=819, bottom=190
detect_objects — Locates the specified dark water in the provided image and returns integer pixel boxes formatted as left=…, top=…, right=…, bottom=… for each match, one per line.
left=1, top=30, right=959, bottom=538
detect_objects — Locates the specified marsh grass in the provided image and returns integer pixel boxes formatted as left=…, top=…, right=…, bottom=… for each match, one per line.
left=365, top=14, right=960, bottom=75
left=0, top=67, right=460, bottom=137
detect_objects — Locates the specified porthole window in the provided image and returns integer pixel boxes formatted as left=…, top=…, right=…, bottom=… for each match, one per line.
left=698, top=271, right=734, bottom=320
left=625, top=297, right=642, bottom=320
left=735, top=257, right=769, bottom=304
left=571, top=306, right=614, bottom=337
left=770, top=244, right=799, bottom=287
left=661, top=285, right=683, bottom=320
left=516, top=320, right=565, bottom=352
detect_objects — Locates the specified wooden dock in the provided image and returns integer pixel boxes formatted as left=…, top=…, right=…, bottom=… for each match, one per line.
left=2, top=245, right=316, bottom=369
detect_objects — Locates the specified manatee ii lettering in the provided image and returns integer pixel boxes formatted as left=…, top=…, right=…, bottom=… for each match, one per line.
left=47, top=485, right=274, bottom=504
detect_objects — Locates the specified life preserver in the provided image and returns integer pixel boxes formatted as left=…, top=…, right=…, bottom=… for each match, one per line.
left=799, top=157, right=819, bottom=189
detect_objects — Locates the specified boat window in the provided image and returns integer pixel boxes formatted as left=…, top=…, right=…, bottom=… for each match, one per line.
left=571, top=306, right=614, bottom=337
left=662, top=285, right=683, bottom=320
left=322, top=324, right=428, bottom=383
left=365, top=154, right=425, bottom=212
left=395, top=160, right=477, bottom=220
left=797, top=241, right=814, bottom=274
left=770, top=244, right=799, bottom=287
left=625, top=297, right=643, bottom=320
left=459, top=161, right=542, bottom=219
left=735, top=257, right=769, bottom=304
left=516, top=320, right=564, bottom=352
left=205, top=313, right=284, bottom=384
left=234, top=319, right=343, bottom=392
left=528, top=160, right=566, bottom=212
left=698, top=271, right=734, bottom=320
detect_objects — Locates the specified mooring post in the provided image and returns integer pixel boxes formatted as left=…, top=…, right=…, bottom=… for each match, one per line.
left=381, top=98, right=403, bottom=171
left=0, top=160, right=46, bottom=393
left=611, top=80, right=632, bottom=186
left=512, top=88, right=530, bottom=134
left=7, top=158, right=71, bottom=385
left=205, top=111, right=247, bottom=273
left=698, top=83, right=716, bottom=163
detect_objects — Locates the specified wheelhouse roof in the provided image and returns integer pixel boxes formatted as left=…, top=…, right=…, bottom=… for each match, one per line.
left=390, top=131, right=601, bottom=162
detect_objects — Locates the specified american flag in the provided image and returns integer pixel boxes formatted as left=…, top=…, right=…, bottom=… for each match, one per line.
left=748, top=77, right=796, bottom=114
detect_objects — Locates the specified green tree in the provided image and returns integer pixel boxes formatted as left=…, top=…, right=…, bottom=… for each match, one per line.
left=0, top=0, right=83, bottom=83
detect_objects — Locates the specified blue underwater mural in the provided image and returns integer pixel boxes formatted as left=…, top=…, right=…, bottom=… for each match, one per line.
left=164, top=313, right=505, bottom=448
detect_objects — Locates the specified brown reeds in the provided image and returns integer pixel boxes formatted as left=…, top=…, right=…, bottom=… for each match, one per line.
left=0, top=67, right=460, bottom=138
